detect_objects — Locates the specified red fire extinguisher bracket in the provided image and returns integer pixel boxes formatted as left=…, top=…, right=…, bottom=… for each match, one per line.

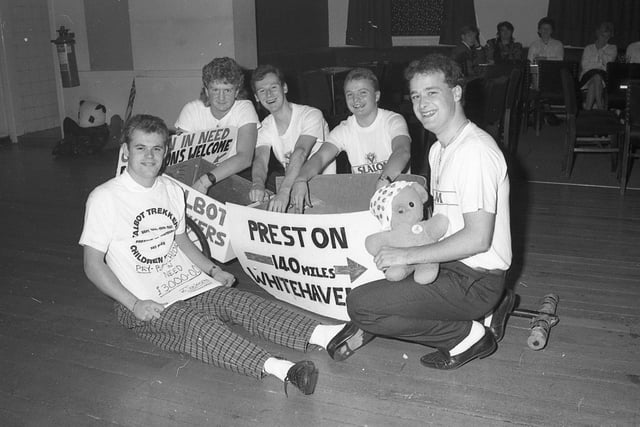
left=51, top=26, right=80, bottom=88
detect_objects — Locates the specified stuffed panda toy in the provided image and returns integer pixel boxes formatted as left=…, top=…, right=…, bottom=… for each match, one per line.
left=53, top=100, right=109, bottom=156
left=78, top=100, right=107, bottom=128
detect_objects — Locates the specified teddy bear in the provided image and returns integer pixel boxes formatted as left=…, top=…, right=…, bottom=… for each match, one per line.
left=366, top=180, right=448, bottom=284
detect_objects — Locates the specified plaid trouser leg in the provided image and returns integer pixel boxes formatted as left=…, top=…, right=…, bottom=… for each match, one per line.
left=188, top=287, right=319, bottom=352
left=115, top=287, right=320, bottom=379
left=116, top=299, right=268, bottom=379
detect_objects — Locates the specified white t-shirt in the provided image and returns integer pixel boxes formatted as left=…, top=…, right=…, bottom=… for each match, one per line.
left=429, top=121, right=511, bottom=271
left=174, top=99, right=259, bottom=159
left=527, top=38, right=564, bottom=61
left=257, top=103, right=336, bottom=174
left=328, top=108, right=410, bottom=174
left=580, top=43, right=617, bottom=78
left=79, top=171, right=220, bottom=305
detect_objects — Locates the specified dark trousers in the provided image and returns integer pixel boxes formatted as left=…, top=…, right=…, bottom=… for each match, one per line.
left=347, top=261, right=505, bottom=351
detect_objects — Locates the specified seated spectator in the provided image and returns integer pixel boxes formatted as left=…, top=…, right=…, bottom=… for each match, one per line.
left=290, top=68, right=411, bottom=213
left=485, top=21, right=523, bottom=64
left=175, top=57, right=259, bottom=194
left=451, top=26, right=487, bottom=80
left=626, top=40, right=640, bottom=63
left=527, top=17, right=564, bottom=62
left=249, top=65, right=335, bottom=212
left=580, top=22, right=617, bottom=110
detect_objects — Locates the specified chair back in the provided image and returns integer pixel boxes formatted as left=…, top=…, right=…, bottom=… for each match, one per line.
left=607, top=63, right=640, bottom=96
left=483, top=62, right=523, bottom=79
left=560, top=68, right=578, bottom=116
left=625, top=79, right=640, bottom=126
left=482, top=74, right=510, bottom=126
left=538, top=60, right=579, bottom=96
left=505, top=67, right=523, bottom=114
left=503, top=67, right=523, bottom=151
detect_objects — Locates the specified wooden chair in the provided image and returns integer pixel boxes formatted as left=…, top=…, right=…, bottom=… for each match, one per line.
left=606, top=63, right=640, bottom=111
left=534, top=60, right=579, bottom=136
left=620, top=79, right=640, bottom=194
left=560, top=68, right=625, bottom=179
left=502, top=67, right=523, bottom=154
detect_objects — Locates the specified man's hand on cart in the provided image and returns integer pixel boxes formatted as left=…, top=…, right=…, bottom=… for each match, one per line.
left=268, top=191, right=292, bottom=213
left=249, top=182, right=269, bottom=203
left=290, top=180, right=313, bottom=213
left=193, top=174, right=213, bottom=194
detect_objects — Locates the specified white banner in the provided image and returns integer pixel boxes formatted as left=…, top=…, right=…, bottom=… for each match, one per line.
left=166, top=127, right=238, bottom=167
left=227, top=203, right=385, bottom=320
left=169, top=176, right=236, bottom=262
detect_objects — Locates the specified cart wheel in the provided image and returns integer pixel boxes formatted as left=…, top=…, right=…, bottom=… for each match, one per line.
left=186, top=216, right=210, bottom=258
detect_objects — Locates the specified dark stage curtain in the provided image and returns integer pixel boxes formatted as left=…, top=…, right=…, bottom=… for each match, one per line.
left=548, top=0, right=640, bottom=49
left=439, top=0, right=477, bottom=45
left=346, top=0, right=392, bottom=48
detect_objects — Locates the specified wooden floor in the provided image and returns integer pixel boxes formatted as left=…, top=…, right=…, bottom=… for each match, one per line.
left=1, top=134, right=639, bottom=427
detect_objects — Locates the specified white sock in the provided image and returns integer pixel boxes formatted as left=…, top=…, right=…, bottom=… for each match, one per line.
left=308, top=323, right=346, bottom=349
left=263, top=357, right=294, bottom=382
left=484, top=313, right=493, bottom=327
left=449, top=321, right=485, bottom=356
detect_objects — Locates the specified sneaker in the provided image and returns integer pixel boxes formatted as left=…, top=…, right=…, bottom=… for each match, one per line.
left=284, top=360, right=319, bottom=396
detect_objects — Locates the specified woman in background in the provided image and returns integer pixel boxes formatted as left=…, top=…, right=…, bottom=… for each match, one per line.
left=580, top=22, right=617, bottom=110
left=485, top=21, right=523, bottom=64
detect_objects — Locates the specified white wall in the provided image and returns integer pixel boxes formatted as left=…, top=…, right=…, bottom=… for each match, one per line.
left=327, top=0, right=549, bottom=48
left=0, top=0, right=60, bottom=137
left=50, top=0, right=257, bottom=127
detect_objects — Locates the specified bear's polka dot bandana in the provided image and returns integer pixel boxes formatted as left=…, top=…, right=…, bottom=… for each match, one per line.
left=369, top=180, right=413, bottom=230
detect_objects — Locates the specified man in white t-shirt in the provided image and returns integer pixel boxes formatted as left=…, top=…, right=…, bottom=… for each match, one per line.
left=290, top=67, right=411, bottom=212
left=343, top=55, right=514, bottom=370
left=249, top=65, right=336, bottom=213
left=80, top=114, right=364, bottom=396
left=175, top=57, right=259, bottom=194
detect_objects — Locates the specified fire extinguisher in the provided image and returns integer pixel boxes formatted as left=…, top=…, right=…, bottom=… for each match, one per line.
left=51, top=26, right=80, bottom=88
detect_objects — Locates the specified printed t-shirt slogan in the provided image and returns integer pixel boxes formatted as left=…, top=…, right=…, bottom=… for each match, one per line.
left=166, top=127, right=238, bottom=167
left=115, top=201, right=221, bottom=305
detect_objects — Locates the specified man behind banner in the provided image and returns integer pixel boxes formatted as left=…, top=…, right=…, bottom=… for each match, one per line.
left=249, top=64, right=336, bottom=213
left=342, top=54, right=515, bottom=370
left=80, top=114, right=366, bottom=396
left=290, top=67, right=412, bottom=212
left=175, top=57, right=258, bottom=194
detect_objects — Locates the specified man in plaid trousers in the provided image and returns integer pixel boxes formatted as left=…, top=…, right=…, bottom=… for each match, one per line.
left=80, top=114, right=364, bottom=396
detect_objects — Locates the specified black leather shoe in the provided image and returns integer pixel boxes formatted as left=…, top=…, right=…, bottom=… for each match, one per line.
left=284, top=360, right=318, bottom=396
left=326, top=322, right=375, bottom=361
left=420, top=329, right=497, bottom=370
left=489, top=290, right=516, bottom=342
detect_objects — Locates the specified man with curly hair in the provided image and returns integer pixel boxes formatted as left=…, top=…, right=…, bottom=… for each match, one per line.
left=175, top=57, right=259, bottom=193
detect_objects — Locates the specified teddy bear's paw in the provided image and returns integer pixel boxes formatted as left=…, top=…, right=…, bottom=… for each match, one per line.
left=414, top=265, right=439, bottom=285
left=385, top=266, right=413, bottom=282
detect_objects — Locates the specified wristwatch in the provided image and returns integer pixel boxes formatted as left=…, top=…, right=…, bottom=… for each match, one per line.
left=206, top=172, right=217, bottom=185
